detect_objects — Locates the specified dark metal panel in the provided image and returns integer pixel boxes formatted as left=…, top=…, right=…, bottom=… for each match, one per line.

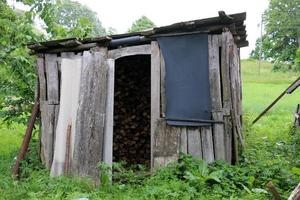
left=157, top=34, right=211, bottom=126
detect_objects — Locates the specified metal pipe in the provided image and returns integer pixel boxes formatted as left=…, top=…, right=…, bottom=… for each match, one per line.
left=165, top=117, right=224, bottom=124
left=109, top=36, right=148, bottom=48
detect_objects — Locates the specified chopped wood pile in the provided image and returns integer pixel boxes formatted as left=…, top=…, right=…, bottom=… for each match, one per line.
left=113, top=55, right=151, bottom=167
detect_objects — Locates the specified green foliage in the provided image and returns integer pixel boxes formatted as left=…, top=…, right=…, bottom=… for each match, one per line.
left=294, top=48, right=300, bottom=71
left=251, top=0, right=300, bottom=70
left=128, top=16, right=155, bottom=33
left=0, top=0, right=110, bottom=124
left=21, top=0, right=107, bottom=38
left=0, top=1, right=43, bottom=123
left=263, top=0, right=299, bottom=63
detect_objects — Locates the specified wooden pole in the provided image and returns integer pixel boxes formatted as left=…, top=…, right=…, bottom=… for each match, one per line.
left=12, top=97, right=40, bottom=177
left=288, top=183, right=300, bottom=200
left=252, top=77, right=300, bottom=124
left=266, top=181, right=282, bottom=200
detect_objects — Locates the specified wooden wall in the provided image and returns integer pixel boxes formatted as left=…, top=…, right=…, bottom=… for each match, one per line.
left=36, top=48, right=110, bottom=182
left=36, top=30, right=242, bottom=180
left=151, top=31, right=243, bottom=167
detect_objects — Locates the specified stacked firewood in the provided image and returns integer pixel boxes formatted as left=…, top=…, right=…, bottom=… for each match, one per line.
left=113, top=55, right=151, bottom=167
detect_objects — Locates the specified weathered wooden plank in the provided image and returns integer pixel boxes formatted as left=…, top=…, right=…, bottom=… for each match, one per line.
left=221, top=31, right=233, bottom=163
left=108, top=44, right=151, bottom=60
left=51, top=56, right=82, bottom=176
left=187, top=128, right=202, bottom=159
left=224, top=116, right=233, bottom=163
left=208, top=34, right=226, bottom=161
left=36, top=55, right=47, bottom=101
left=208, top=35, right=223, bottom=112
left=288, top=183, right=300, bottom=200
left=72, top=48, right=108, bottom=182
left=201, top=126, right=214, bottom=163
left=212, top=112, right=226, bottom=160
left=103, top=58, right=115, bottom=170
left=160, top=51, right=166, bottom=117
left=232, top=127, right=239, bottom=164
left=153, top=119, right=180, bottom=169
left=228, top=36, right=243, bottom=148
left=40, top=102, right=58, bottom=169
left=151, top=41, right=161, bottom=169
left=45, top=54, right=59, bottom=104
left=229, top=41, right=243, bottom=163
left=179, top=128, right=188, bottom=154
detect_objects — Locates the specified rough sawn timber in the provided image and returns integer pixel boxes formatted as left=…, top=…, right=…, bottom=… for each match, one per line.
left=50, top=55, right=82, bottom=176
left=45, top=54, right=59, bottom=105
left=208, top=34, right=226, bottom=161
left=72, top=47, right=108, bottom=183
left=153, top=119, right=180, bottom=168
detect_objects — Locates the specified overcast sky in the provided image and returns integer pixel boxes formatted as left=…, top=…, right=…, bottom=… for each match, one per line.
left=10, top=0, right=270, bottom=58
left=76, top=0, right=269, bottom=58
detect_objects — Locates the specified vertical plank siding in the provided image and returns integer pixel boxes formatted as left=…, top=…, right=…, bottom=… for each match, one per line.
left=187, top=128, right=202, bottom=159
left=151, top=41, right=161, bottom=168
left=45, top=54, right=59, bottom=105
left=72, top=48, right=108, bottom=181
left=103, top=58, right=115, bottom=170
left=201, top=126, right=214, bottom=163
left=37, top=54, right=60, bottom=169
left=179, top=128, right=188, bottom=154
left=51, top=55, right=82, bottom=176
left=153, top=119, right=180, bottom=168
left=36, top=55, right=47, bottom=101
left=208, top=35, right=226, bottom=161
left=37, top=31, right=243, bottom=179
left=40, top=103, right=58, bottom=168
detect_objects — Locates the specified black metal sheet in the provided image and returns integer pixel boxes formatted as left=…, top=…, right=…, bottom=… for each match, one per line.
left=157, top=34, right=211, bottom=126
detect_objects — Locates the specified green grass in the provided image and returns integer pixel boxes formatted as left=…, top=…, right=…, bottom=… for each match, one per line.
left=241, top=59, right=299, bottom=84
left=242, top=59, right=300, bottom=142
left=1, top=59, right=300, bottom=199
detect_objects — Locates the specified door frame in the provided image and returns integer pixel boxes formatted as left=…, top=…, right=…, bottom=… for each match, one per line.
left=103, top=44, right=154, bottom=170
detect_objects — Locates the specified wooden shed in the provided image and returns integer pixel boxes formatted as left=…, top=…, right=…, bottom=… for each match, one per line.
left=28, top=11, right=248, bottom=181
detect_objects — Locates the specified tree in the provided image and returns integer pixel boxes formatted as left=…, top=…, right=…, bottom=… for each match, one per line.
left=0, top=0, right=110, bottom=123
left=20, top=0, right=107, bottom=38
left=251, top=0, right=300, bottom=65
left=0, top=1, right=43, bottom=123
left=128, top=16, right=155, bottom=33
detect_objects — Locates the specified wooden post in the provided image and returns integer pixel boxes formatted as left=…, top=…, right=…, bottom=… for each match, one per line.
left=13, top=97, right=40, bottom=177
left=220, top=31, right=233, bottom=163
left=288, top=183, right=300, bottom=200
left=151, top=41, right=161, bottom=169
left=208, top=34, right=226, bottom=161
left=103, top=58, right=115, bottom=172
left=266, top=181, right=282, bottom=200
left=160, top=51, right=166, bottom=117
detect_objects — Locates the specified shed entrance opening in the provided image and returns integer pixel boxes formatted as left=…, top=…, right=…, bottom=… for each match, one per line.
left=113, top=55, right=151, bottom=168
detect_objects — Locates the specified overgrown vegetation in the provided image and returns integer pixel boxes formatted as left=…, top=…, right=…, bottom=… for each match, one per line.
left=1, top=60, right=300, bottom=199
left=1, top=0, right=300, bottom=199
